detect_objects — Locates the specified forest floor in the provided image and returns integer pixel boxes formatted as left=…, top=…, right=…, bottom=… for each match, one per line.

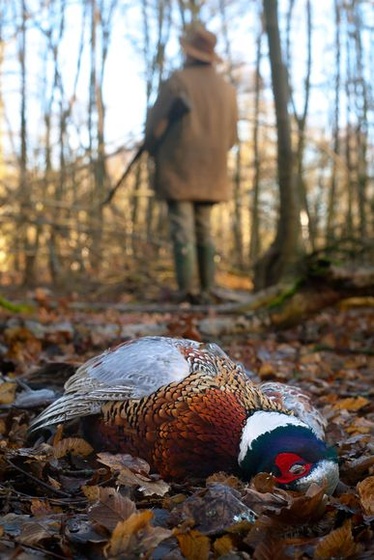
left=0, top=279, right=373, bottom=559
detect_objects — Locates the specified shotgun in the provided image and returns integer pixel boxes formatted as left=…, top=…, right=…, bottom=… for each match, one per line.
left=102, top=93, right=191, bottom=206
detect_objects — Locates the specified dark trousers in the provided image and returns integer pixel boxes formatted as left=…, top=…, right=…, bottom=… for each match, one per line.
left=167, top=200, right=215, bottom=294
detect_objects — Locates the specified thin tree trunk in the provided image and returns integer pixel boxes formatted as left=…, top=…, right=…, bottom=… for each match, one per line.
left=344, top=20, right=354, bottom=239
left=249, top=26, right=263, bottom=265
left=254, top=0, right=301, bottom=290
left=0, top=35, right=4, bottom=184
left=352, top=3, right=369, bottom=240
left=327, top=0, right=341, bottom=240
left=19, top=0, right=39, bottom=286
left=290, top=0, right=315, bottom=251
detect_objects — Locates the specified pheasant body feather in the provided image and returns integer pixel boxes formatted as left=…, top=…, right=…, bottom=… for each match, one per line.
left=30, top=336, right=339, bottom=492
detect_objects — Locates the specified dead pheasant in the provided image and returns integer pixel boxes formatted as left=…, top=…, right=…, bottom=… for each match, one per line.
left=30, top=336, right=339, bottom=493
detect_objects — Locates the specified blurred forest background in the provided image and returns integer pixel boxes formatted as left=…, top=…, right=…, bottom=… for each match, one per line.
left=0, top=0, right=373, bottom=297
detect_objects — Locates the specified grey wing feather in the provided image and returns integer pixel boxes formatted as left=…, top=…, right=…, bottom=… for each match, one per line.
left=64, top=336, right=198, bottom=396
left=29, top=394, right=102, bottom=431
left=30, top=336, right=221, bottom=432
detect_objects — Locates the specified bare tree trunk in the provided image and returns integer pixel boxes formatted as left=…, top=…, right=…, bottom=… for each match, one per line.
left=344, top=23, right=354, bottom=239
left=19, top=0, right=39, bottom=286
left=249, top=25, right=263, bottom=266
left=326, top=0, right=341, bottom=240
left=352, top=3, right=369, bottom=241
left=140, top=0, right=173, bottom=258
left=254, top=0, right=301, bottom=290
left=0, top=31, right=4, bottom=184
left=86, top=0, right=118, bottom=271
left=219, top=0, right=243, bottom=269
left=41, top=0, right=67, bottom=283
left=88, top=0, right=102, bottom=269
left=288, top=0, right=315, bottom=251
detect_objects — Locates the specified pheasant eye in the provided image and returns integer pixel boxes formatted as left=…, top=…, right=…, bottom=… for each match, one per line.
left=289, top=463, right=307, bottom=475
left=274, top=452, right=312, bottom=484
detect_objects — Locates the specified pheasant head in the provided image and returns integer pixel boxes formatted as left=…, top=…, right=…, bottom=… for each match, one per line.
left=238, top=411, right=338, bottom=493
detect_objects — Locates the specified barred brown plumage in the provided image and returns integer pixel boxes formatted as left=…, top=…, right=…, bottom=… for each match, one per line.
left=30, top=336, right=339, bottom=493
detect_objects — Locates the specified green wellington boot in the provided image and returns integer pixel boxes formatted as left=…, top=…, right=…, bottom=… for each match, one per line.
left=173, top=243, right=196, bottom=302
left=197, top=243, right=216, bottom=300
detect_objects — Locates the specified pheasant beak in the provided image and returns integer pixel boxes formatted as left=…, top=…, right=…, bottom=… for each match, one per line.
left=289, top=459, right=339, bottom=495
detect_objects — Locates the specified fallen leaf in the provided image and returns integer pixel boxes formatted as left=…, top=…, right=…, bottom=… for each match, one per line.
left=333, top=396, right=370, bottom=411
left=213, top=534, right=234, bottom=556
left=176, top=529, right=211, bottom=560
left=97, top=452, right=170, bottom=496
left=258, top=362, right=276, bottom=379
left=104, top=510, right=171, bottom=559
left=65, top=514, right=108, bottom=544
left=252, top=473, right=277, bottom=493
left=0, top=381, right=16, bottom=405
left=339, top=297, right=374, bottom=309
left=172, top=483, right=256, bottom=536
left=53, top=437, right=94, bottom=458
left=252, top=538, right=292, bottom=560
left=97, top=452, right=151, bottom=475
left=357, top=476, right=374, bottom=516
left=314, top=519, right=362, bottom=559
left=83, top=486, right=136, bottom=531
left=30, top=498, right=57, bottom=517
left=18, top=517, right=61, bottom=545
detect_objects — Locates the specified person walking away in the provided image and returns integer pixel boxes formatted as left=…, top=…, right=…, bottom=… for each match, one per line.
left=144, top=22, right=238, bottom=304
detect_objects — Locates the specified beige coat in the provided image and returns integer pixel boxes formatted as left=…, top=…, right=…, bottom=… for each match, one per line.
left=144, top=64, right=238, bottom=202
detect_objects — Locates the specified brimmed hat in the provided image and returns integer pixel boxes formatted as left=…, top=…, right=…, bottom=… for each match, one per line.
left=180, top=23, right=222, bottom=64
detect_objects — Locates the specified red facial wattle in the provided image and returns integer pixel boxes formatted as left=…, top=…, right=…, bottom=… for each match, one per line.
left=274, top=452, right=312, bottom=484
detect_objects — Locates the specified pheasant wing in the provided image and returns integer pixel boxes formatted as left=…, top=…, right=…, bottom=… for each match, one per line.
left=30, top=337, right=233, bottom=431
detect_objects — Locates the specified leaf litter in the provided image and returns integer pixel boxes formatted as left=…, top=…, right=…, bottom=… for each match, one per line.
left=0, top=298, right=373, bottom=558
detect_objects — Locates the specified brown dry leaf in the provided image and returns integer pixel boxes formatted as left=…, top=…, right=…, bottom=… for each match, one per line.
left=5, top=326, right=42, bottom=363
left=97, top=452, right=151, bottom=474
left=0, top=418, right=6, bottom=435
left=314, top=519, right=362, bottom=559
left=172, top=483, right=256, bottom=536
left=279, top=483, right=327, bottom=526
left=7, top=443, right=54, bottom=462
left=82, top=486, right=136, bottom=531
left=345, top=416, right=374, bottom=435
left=340, top=455, right=374, bottom=485
left=176, top=529, right=211, bottom=560
left=163, top=493, right=187, bottom=509
left=243, top=485, right=290, bottom=516
left=47, top=475, right=62, bottom=490
left=246, top=483, right=327, bottom=535
left=117, top=466, right=169, bottom=496
left=97, top=452, right=170, bottom=496
left=52, top=437, right=94, bottom=458
left=258, top=362, right=276, bottom=379
left=333, top=396, right=370, bottom=411
left=213, top=534, right=234, bottom=556
left=252, top=473, right=278, bottom=493
left=0, top=381, right=17, bottom=405
left=52, top=423, right=65, bottom=446
left=206, top=472, right=244, bottom=491
left=253, top=538, right=291, bottom=560
left=18, top=517, right=61, bottom=545
left=357, top=476, right=374, bottom=516
left=82, top=485, right=102, bottom=502
left=339, top=297, right=374, bottom=309
left=30, top=498, right=58, bottom=517
left=104, top=510, right=171, bottom=559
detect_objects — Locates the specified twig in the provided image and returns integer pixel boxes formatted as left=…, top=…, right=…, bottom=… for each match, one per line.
left=5, top=458, right=72, bottom=498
